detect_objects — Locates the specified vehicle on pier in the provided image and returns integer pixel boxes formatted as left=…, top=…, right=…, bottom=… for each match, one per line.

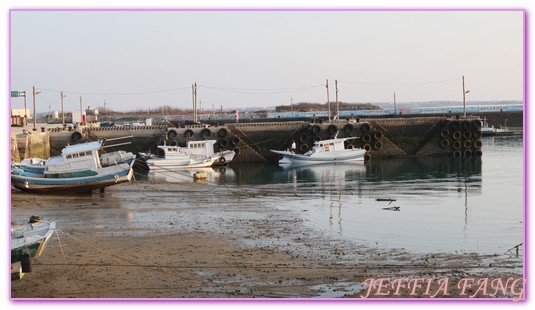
left=11, top=140, right=134, bottom=194
left=271, top=136, right=366, bottom=166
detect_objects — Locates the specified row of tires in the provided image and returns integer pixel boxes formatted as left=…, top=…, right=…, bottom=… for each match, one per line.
left=440, top=129, right=482, bottom=140
left=167, top=128, right=229, bottom=140
left=452, top=149, right=483, bottom=158
left=305, top=122, right=372, bottom=136
left=440, top=139, right=483, bottom=150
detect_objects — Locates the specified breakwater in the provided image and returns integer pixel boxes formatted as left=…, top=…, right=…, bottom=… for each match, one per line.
left=11, top=116, right=488, bottom=164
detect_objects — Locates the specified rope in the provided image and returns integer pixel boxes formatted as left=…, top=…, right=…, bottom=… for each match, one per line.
left=54, top=230, right=83, bottom=292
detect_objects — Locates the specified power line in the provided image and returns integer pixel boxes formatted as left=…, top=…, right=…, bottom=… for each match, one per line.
left=339, top=78, right=460, bottom=87
left=199, top=84, right=324, bottom=95
left=37, top=87, right=191, bottom=96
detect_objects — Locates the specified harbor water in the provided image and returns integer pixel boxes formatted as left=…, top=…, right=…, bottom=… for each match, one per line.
left=139, top=134, right=524, bottom=255
left=12, top=135, right=524, bottom=256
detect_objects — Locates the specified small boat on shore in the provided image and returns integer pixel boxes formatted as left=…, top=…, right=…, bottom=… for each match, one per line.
left=271, top=136, right=366, bottom=165
left=11, top=140, right=134, bottom=194
left=143, top=140, right=235, bottom=170
left=11, top=216, right=56, bottom=273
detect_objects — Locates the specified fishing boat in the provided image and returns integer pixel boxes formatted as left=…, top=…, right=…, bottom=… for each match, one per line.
left=11, top=140, right=134, bottom=194
left=271, top=136, right=366, bottom=165
left=11, top=216, right=56, bottom=273
left=182, top=140, right=235, bottom=166
left=144, top=140, right=235, bottom=170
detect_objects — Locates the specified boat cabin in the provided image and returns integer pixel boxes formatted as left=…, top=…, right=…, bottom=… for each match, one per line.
left=306, top=138, right=347, bottom=155
left=184, top=140, right=217, bottom=158
left=45, top=141, right=103, bottom=177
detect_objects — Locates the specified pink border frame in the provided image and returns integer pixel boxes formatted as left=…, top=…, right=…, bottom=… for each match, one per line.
left=7, top=8, right=528, bottom=303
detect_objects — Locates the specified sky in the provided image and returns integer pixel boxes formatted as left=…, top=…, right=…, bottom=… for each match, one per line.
left=9, top=9, right=524, bottom=113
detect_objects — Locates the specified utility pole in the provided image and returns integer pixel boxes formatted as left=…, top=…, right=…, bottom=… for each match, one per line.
left=32, top=86, right=40, bottom=131
left=61, top=91, right=66, bottom=125
left=335, top=79, right=339, bottom=120
left=462, top=76, right=470, bottom=118
left=192, top=83, right=198, bottom=123
left=394, top=92, right=397, bottom=115
left=326, top=79, right=331, bottom=123
left=290, top=97, right=293, bottom=111
left=80, top=96, right=84, bottom=124
left=21, top=91, right=27, bottom=126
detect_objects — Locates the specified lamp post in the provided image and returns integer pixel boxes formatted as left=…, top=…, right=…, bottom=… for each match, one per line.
left=462, top=76, right=470, bottom=118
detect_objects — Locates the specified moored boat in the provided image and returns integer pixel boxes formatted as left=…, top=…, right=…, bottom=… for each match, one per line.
left=11, top=140, right=134, bottom=194
left=11, top=216, right=56, bottom=273
left=144, top=140, right=235, bottom=170
left=271, top=136, right=366, bottom=165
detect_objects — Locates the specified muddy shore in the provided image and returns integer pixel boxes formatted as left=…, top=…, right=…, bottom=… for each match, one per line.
left=11, top=181, right=524, bottom=299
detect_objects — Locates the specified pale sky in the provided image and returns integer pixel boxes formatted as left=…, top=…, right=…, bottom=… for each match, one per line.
left=10, top=10, right=524, bottom=113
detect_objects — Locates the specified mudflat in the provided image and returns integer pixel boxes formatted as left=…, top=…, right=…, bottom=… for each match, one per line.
left=10, top=181, right=524, bottom=299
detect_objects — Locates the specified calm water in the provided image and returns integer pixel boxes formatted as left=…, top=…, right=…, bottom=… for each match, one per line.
left=191, top=135, right=524, bottom=254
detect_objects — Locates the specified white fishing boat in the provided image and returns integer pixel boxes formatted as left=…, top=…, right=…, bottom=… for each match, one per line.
left=271, top=136, right=366, bottom=165
left=182, top=140, right=235, bottom=166
left=11, top=140, right=134, bottom=194
left=11, top=216, right=56, bottom=273
left=144, top=140, right=235, bottom=170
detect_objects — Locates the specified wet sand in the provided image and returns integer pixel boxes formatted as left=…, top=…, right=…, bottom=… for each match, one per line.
left=11, top=181, right=524, bottom=299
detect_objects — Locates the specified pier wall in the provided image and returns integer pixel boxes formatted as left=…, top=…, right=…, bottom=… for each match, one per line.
left=13, top=117, right=487, bottom=164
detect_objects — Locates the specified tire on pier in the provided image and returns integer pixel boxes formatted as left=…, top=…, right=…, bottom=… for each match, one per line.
left=373, top=141, right=383, bottom=150
left=452, top=131, right=462, bottom=140
left=167, top=129, right=178, bottom=140
left=440, top=139, right=449, bottom=148
left=219, top=138, right=229, bottom=148
left=300, top=144, right=309, bottom=153
left=362, top=133, right=372, bottom=143
left=71, top=131, right=82, bottom=143
left=473, top=120, right=482, bottom=129
left=218, top=128, right=228, bottom=138
left=474, top=139, right=483, bottom=149
left=184, top=129, right=194, bottom=138
left=364, top=153, right=372, bottom=161
left=462, top=120, right=471, bottom=131
left=360, top=123, right=371, bottom=133
left=201, top=128, right=211, bottom=139
left=463, top=140, right=472, bottom=149
left=363, top=144, right=372, bottom=152
left=328, top=124, right=338, bottom=135
left=453, top=140, right=462, bottom=150
left=311, top=125, right=321, bottom=135
left=372, top=131, right=383, bottom=141
left=343, top=123, right=354, bottom=135
left=440, top=129, right=449, bottom=139
left=464, top=149, right=472, bottom=157
left=299, top=133, right=308, bottom=143
left=233, top=146, right=241, bottom=155
left=231, top=136, right=241, bottom=146
left=463, top=131, right=472, bottom=139
left=475, top=149, right=483, bottom=156
left=453, top=150, right=462, bottom=158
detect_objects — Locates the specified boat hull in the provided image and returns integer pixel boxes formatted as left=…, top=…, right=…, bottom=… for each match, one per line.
left=273, top=149, right=366, bottom=165
left=11, top=222, right=56, bottom=263
left=11, top=164, right=133, bottom=194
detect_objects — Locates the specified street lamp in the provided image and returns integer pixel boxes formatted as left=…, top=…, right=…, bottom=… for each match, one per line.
left=462, top=76, right=470, bottom=118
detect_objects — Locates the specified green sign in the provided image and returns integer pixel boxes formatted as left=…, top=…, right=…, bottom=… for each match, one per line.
left=11, top=91, right=24, bottom=97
